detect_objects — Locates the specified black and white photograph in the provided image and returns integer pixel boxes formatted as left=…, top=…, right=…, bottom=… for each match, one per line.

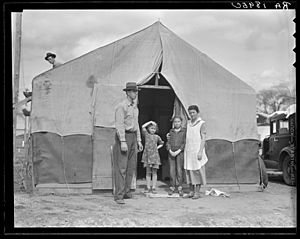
left=9, top=6, right=296, bottom=229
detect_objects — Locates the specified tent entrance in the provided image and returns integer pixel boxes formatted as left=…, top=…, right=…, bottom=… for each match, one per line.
left=137, top=77, right=175, bottom=181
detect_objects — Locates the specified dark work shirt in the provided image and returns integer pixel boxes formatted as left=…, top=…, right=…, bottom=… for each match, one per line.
left=166, top=127, right=186, bottom=152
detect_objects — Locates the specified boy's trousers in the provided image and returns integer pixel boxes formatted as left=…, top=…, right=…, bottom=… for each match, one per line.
left=168, top=152, right=184, bottom=188
left=113, top=132, right=137, bottom=200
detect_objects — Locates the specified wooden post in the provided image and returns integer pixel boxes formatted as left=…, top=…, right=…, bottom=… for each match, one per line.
left=155, top=72, right=159, bottom=86
left=13, top=12, right=22, bottom=164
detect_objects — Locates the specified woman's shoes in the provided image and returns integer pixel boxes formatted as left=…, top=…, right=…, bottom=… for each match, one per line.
left=192, top=192, right=201, bottom=199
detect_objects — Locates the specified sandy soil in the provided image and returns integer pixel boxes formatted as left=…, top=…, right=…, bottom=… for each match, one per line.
left=14, top=175, right=296, bottom=227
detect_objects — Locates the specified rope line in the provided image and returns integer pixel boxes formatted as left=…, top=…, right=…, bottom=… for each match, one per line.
left=61, top=135, right=70, bottom=193
left=60, top=79, right=70, bottom=193
left=232, top=142, right=240, bottom=191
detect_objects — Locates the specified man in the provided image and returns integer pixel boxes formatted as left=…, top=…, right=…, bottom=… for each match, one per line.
left=113, top=82, right=143, bottom=204
left=45, top=52, right=62, bottom=68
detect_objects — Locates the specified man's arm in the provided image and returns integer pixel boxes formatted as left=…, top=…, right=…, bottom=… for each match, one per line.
left=136, top=125, right=141, bottom=143
left=136, top=108, right=143, bottom=151
left=115, top=104, right=126, bottom=142
left=135, top=108, right=141, bottom=142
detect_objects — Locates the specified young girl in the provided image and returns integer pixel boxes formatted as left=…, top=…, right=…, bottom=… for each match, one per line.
left=141, top=121, right=164, bottom=194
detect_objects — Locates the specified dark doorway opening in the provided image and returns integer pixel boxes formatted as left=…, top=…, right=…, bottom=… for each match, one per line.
left=137, top=84, right=175, bottom=181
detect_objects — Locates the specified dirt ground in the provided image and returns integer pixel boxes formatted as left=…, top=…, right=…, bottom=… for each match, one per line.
left=14, top=175, right=296, bottom=227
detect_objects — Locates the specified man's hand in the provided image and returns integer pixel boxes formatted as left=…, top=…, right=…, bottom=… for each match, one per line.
left=166, top=133, right=170, bottom=141
left=138, top=142, right=143, bottom=152
left=120, top=142, right=128, bottom=152
left=197, top=151, right=203, bottom=161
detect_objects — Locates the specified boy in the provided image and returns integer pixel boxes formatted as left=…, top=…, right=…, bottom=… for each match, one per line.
left=166, top=116, right=186, bottom=196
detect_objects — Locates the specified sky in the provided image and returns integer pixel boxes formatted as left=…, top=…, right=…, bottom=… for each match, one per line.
left=12, top=10, right=295, bottom=99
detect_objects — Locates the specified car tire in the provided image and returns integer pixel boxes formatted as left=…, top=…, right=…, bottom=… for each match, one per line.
left=282, top=155, right=296, bottom=186
left=258, top=156, right=268, bottom=188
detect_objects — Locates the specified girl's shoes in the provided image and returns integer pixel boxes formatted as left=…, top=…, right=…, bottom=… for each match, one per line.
left=168, top=187, right=175, bottom=195
left=152, top=188, right=157, bottom=194
left=178, top=189, right=184, bottom=197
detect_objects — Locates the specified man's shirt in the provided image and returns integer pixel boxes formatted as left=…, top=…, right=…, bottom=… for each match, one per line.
left=115, top=98, right=141, bottom=142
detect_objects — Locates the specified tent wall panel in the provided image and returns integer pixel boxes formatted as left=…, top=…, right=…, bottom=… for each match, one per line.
left=233, top=140, right=260, bottom=184
left=205, top=139, right=237, bottom=184
left=32, top=133, right=92, bottom=184
left=92, top=127, right=116, bottom=189
left=205, top=139, right=260, bottom=184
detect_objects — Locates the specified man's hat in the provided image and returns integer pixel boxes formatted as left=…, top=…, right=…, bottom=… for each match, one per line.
left=45, top=52, right=56, bottom=60
left=123, top=82, right=140, bottom=91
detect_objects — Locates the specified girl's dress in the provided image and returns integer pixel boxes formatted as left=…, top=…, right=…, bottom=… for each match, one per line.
left=184, top=117, right=208, bottom=185
left=141, top=130, right=164, bottom=169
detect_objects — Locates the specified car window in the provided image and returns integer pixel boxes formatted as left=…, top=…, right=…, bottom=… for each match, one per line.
left=278, top=120, right=289, bottom=134
left=271, top=121, right=277, bottom=134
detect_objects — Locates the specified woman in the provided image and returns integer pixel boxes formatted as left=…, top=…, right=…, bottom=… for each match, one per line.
left=183, top=105, right=208, bottom=199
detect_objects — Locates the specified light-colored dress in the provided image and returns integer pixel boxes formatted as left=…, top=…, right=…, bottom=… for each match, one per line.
left=184, top=117, right=208, bottom=185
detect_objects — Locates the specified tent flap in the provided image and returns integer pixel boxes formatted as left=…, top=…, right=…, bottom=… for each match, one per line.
left=159, top=22, right=258, bottom=141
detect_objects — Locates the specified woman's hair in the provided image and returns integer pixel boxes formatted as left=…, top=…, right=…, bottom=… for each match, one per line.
left=146, top=121, right=159, bottom=133
left=188, top=105, right=199, bottom=113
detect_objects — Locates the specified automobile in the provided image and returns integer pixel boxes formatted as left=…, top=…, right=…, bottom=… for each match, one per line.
left=261, top=104, right=296, bottom=186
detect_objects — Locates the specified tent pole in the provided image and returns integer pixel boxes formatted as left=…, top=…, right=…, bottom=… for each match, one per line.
left=13, top=12, right=22, bottom=165
left=155, top=72, right=159, bottom=86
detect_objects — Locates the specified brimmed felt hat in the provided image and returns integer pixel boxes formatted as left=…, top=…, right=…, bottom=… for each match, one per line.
left=45, top=52, right=56, bottom=60
left=123, top=82, right=140, bottom=91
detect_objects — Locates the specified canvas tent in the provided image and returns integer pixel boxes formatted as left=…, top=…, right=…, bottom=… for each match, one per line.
left=30, top=21, right=260, bottom=190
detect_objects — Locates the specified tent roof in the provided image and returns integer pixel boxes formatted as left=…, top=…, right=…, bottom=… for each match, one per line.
left=31, top=21, right=258, bottom=141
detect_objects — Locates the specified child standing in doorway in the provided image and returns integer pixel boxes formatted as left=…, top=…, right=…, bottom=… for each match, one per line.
left=166, top=116, right=186, bottom=196
left=141, top=121, right=164, bottom=194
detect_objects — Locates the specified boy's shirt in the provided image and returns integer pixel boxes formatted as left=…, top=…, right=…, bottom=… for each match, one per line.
left=166, top=127, right=186, bottom=152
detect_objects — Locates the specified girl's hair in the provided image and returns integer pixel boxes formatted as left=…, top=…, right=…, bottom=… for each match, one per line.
left=188, top=105, right=199, bottom=113
left=146, top=121, right=159, bottom=133
left=172, top=116, right=182, bottom=122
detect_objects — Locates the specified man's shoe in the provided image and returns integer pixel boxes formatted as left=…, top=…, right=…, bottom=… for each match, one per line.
left=178, top=189, right=184, bottom=197
left=152, top=188, right=157, bottom=194
left=115, top=199, right=125, bottom=204
left=124, top=193, right=133, bottom=199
